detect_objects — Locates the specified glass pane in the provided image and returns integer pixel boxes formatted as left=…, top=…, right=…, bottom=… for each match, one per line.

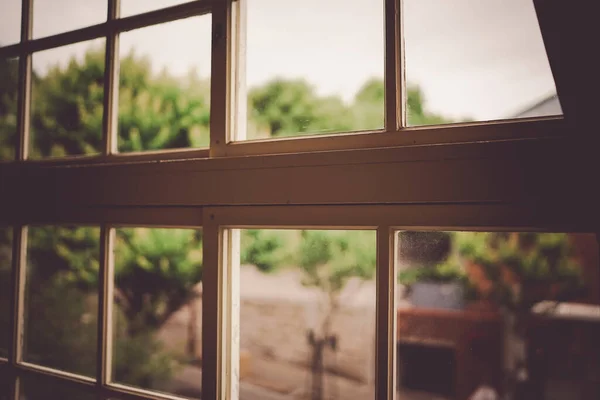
left=19, top=375, right=96, bottom=400
left=396, top=231, right=600, bottom=400
left=112, top=227, right=203, bottom=398
left=0, top=57, right=18, bottom=161
left=243, top=0, right=384, bottom=140
left=23, top=226, right=100, bottom=378
left=32, top=0, right=107, bottom=39
left=0, top=228, right=13, bottom=358
left=239, top=229, right=376, bottom=400
left=118, top=15, right=211, bottom=153
left=121, top=0, right=190, bottom=17
left=0, top=0, right=21, bottom=46
left=30, top=39, right=105, bottom=159
left=404, top=0, right=561, bottom=126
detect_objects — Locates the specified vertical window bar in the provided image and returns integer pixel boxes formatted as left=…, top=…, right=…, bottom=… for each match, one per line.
left=201, top=213, right=223, bottom=400
left=16, top=0, right=32, bottom=160
left=102, top=0, right=120, bottom=155
left=209, top=0, right=233, bottom=156
left=385, top=0, right=404, bottom=131
left=376, top=227, right=396, bottom=400
left=96, top=226, right=114, bottom=386
left=9, top=226, right=28, bottom=399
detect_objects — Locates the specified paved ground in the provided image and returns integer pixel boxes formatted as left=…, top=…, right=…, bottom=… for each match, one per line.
left=165, top=358, right=448, bottom=400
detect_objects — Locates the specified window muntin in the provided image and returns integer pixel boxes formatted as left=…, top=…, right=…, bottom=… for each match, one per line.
left=0, top=56, right=19, bottom=161
left=238, top=229, right=376, bottom=400
left=30, top=39, right=106, bottom=159
left=32, top=0, right=108, bottom=39
left=404, top=0, right=560, bottom=126
left=23, top=225, right=101, bottom=378
left=18, top=374, right=97, bottom=400
left=111, top=227, right=204, bottom=398
left=0, top=227, right=12, bottom=359
left=118, top=15, right=212, bottom=153
left=0, top=0, right=21, bottom=46
left=238, top=0, right=385, bottom=141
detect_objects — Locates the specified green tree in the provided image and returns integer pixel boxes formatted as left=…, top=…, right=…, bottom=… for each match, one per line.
left=29, top=47, right=211, bottom=158
left=118, top=52, right=210, bottom=151
left=406, top=84, right=450, bottom=126
left=30, top=48, right=105, bottom=158
left=248, top=79, right=354, bottom=138
left=352, top=78, right=385, bottom=131
left=241, top=229, right=376, bottom=400
left=0, top=56, right=18, bottom=160
left=113, top=228, right=203, bottom=335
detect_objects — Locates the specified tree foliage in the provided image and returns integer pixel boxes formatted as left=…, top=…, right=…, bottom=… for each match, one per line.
left=113, top=228, right=203, bottom=334
left=0, top=56, right=18, bottom=160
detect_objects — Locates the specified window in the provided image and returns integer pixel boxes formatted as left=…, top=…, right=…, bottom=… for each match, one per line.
left=31, top=1, right=107, bottom=39
left=0, top=0, right=22, bottom=46
left=403, top=0, right=560, bottom=125
left=23, top=226, right=101, bottom=377
left=0, top=0, right=563, bottom=162
left=238, top=229, right=376, bottom=399
left=30, top=40, right=106, bottom=159
left=239, top=0, right=385, bottom=140
left=0, top=1, right=595, bottom=400
left=118, top=15, right=212, bottom=153
left=112, top=227, right=204, bottom=398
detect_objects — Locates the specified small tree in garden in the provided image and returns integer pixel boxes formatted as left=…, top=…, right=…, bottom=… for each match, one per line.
left=296, top=230, right=376, bottom=400
left=240, top=229, right=376, bottom=399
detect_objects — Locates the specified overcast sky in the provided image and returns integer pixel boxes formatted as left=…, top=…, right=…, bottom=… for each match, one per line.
left=0, top=0, right=558, bottom=120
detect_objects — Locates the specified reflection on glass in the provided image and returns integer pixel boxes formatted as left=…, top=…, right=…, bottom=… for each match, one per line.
left=23, top=226, right=100, bottom=378
left=32, top=0, right=107, bottom=39
left=121, top=0, right=191, bottom=17
left=0, top=227, right=12, bottom=358
left=239, top=229, right=376, bottom=400
left=396, top=231, right=600, bottom=400
left=0, top=0, right=21, bottom=46
left=0, top=57, right=19, bottom=161
left=244, top=0, right=384, bottom=140
left=404, top=0, right=560, bottom=126
left=18, top=374, right=96, bottom=400
left=118, top=15, right=211, bottom=153
left=30, top=39, right=105, bottom=159
left=112, top=228, right=203, bottom=398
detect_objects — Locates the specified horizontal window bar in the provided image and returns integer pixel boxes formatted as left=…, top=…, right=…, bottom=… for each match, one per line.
left=0, top=206, right=203, bottom=227
left=215, top=117, right=564, bottom=157
left=9, top=362, right=187, bottom=400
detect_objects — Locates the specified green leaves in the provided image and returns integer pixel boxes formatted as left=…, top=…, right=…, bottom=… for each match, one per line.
left=240, top=229, right=292, bottom=272
left=113, top=228, right=203, bottom=332
left=297, top=230, right=376, bottom=295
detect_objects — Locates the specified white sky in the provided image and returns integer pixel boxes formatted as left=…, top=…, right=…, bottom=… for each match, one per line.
left=0, top=0, right=558, bottom=120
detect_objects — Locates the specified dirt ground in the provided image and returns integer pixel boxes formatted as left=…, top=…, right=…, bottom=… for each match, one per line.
left=166, top=356, right=447, bottom=400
